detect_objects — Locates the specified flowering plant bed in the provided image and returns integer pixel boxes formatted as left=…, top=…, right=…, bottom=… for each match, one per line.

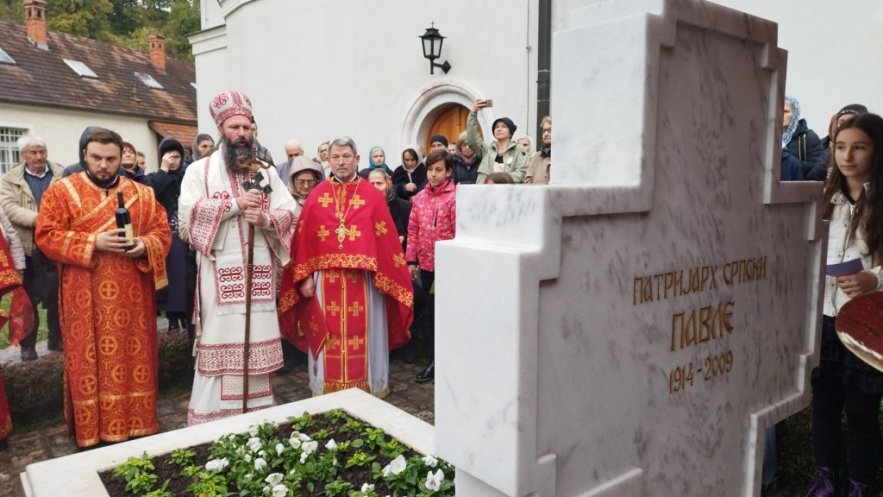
left=99, top=409, right=454, bottom=497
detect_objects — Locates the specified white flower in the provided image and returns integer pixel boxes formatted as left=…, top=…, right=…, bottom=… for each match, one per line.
left=325, top=439, right=338, bottom=451
left=360, top=482, right=375, bottom=493
left=259, top=449, right=267, bottom=458
left=244, top=453, right=252, bottom=463
left=298, top=433, right=312, bottom=442
left=254, top=457, right=267, bottom=471
left=271, top=483, right=288, bottom=497
left=382, top=455, right=407, bottom=477
left=205, top=457, right=229, bottom=472
left=275, top=443, right=285, bottom=456
left=425, top=469, right=445, bottom=491
left=249, top=425, right=259, bottom=437
left=265, top=473, right=284, bottom=486
left=289, top=437, right=301, bottom=449
left=247, top=437, right=262, bottom=453
left=422, top=454, right=438, bottom=468
left=302, top=440, right=318, bottom=456
left=299, top=452, right=309, bottom=464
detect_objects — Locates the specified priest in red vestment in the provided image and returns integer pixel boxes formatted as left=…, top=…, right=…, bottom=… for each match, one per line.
left=35, top=128, right=170, bottom=448
left=279, top=137, right=412, bottom=397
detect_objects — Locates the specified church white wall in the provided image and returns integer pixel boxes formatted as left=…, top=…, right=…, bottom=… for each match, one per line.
left=193, top=0, right=538, bottom=169
left=561, top=0, right=883, bottom=140
left=197, top=0, right=883, bottom=167
left=0, top=102, right=160, bottom=172
left=709, top=0, right=883, bottom=137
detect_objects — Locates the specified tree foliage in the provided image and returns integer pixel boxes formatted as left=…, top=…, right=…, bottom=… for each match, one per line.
left=0, top=0, right=200, bottom=62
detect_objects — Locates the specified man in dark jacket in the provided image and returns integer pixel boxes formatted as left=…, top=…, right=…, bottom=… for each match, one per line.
left=368, top=169, right=411, bottom=250
left=783, top=97, right=827, bottom=181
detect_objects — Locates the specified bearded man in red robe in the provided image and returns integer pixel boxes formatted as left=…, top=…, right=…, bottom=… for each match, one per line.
left=279, top=137, right=412, bottom=397
left=36, top=128, right=170, bottom=448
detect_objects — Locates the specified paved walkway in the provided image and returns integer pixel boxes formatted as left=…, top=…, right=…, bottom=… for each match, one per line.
left=0, top=351, right=434, bottom=497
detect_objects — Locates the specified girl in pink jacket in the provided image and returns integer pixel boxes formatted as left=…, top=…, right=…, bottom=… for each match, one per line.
left=406, top=150, right=456, bottom=383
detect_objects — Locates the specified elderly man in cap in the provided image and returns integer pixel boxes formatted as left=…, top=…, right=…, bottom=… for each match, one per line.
left=178, top=90, right=297, bottom=425
left=467, top=98, right=529, bottom=183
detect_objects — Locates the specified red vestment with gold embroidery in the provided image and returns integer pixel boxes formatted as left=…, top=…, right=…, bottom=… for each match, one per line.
left=35, top=173, right=170, bottom=448
left=0, top=218, right=31, bottom=441
left=279, top=177, right=412, bottom=393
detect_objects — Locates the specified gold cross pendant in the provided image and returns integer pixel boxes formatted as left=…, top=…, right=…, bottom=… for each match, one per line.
left=335, top=222, right=347, bottom=249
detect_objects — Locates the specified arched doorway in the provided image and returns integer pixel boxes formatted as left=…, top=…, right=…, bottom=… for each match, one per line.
left=424, top=104, right=469, bottom=153
left=400, top=80, right=493, bottom=158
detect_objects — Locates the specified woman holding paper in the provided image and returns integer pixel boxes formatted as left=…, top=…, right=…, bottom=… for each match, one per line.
left=805, top=113, right=883, bottom=497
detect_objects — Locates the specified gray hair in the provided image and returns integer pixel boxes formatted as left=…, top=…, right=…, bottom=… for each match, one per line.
left=17, top=135, right=46, bottom=153
left=328, top=136, right=357, bottom=156
left=285, top=138, right=302, bottom=149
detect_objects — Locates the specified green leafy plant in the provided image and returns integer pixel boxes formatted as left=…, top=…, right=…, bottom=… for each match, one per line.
left=112, top=452, right=158, bottom=494
left=107, top=411, right=455, bottom=496
left=170, top=448, right=196, bottom=466
left=143, top=479, right=173, bottom=497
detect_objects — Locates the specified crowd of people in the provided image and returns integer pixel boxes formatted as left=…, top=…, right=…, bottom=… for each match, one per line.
left=0, top=92, right=551, bottom=451
left=0, top=89, right=880, bottom=497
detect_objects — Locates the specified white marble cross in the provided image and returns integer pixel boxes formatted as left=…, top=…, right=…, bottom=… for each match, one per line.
left=435, top=1, right=825, bottom=496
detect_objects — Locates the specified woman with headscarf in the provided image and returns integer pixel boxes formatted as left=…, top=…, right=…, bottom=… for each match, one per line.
left=287, top=156, right=326, bottom=214
left=783, top=96, right=827, bottom=181
left=358, top=146, right=394, bottom=179
left=148, top=138, right=190, bottom=332
left=392, top=146, right=427, bottom=201
left=184, top=134, right=215, bottom=167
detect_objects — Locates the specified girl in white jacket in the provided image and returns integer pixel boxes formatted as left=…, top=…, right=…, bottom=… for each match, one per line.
left=806, top=113, right=883, bottom=497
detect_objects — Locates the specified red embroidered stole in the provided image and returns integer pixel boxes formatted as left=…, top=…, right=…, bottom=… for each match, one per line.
left=318, top=269, right=370, bottom=391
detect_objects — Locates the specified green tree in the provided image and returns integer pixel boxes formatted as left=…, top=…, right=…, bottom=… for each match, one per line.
left=0, top=0, right=199, bottom=62
left=47, top=0, right=115, bottom=42
left=164, top=0, right=199, bottom=61
left=0, top=0, right=24, bottom=22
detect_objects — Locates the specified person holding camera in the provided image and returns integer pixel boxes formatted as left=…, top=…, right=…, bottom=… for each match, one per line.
left=466, top=98, right=529, bottom=184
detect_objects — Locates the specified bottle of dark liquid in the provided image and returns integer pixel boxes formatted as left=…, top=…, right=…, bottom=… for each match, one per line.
left=115, top=192, right=135, bottom=250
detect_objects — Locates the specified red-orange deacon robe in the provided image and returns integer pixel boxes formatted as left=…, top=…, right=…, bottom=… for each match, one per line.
left=35, top=173, right=170, bottom=448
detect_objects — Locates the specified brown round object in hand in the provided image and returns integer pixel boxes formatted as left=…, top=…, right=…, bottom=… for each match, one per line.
left=836, top=292, right=883, bottom=372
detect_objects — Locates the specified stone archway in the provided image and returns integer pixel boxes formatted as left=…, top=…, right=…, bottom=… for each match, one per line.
left=400, top=80, right=494, bottom=158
